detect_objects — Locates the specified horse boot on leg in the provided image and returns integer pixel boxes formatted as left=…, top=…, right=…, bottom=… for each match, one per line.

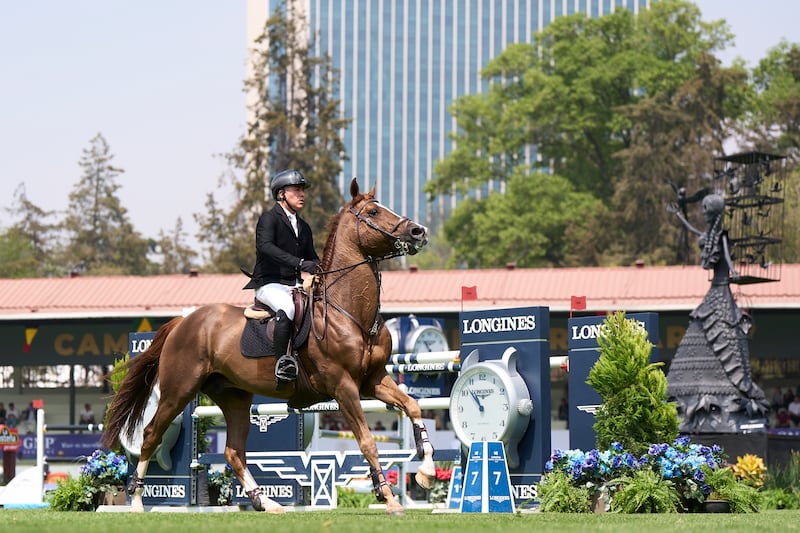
left=273, top=310, right=297, bottom=383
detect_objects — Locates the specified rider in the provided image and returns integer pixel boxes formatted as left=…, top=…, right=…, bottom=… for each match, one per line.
left=243, top=169, right=319, bottom=382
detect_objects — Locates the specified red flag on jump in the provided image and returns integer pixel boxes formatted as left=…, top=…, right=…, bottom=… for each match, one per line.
left=461, top=286, right=478, bottom=301
left=570, top=295, right=587, bottom=310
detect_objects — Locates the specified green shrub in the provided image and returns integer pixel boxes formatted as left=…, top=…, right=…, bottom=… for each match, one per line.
left=761, top=488, right=800, bottom=510
left=336, top=487, right=375, bottom=508
left=610, top=468, right=680, bottom=513
left=536, top=470, right=592, bottom=513
left=587, top=311, right=678, bottom=456
left=765, top=450, right=800, bottom=492
left=761, top=452, right=800, bottom=510
left=47, top=475, right=101, bottom=511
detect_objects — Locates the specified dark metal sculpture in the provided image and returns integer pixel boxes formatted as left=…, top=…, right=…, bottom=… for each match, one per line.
left=666, top=193, right=769, bottom=433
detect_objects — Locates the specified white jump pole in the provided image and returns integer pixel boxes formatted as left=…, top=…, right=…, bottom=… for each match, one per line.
left=194, top=397, right=450, bottom=418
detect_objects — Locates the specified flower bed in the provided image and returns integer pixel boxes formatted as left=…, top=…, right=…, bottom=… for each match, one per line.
left=539, top=437, right=760, bottom=513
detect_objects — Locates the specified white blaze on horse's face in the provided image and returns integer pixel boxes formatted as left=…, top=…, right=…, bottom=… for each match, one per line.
left=373, top=200, right=428, bottom=254
left=352, top=195, right=428, bottom=256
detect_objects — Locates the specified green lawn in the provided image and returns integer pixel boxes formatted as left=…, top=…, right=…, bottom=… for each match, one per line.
left=1, top=509, right=799, bottom=533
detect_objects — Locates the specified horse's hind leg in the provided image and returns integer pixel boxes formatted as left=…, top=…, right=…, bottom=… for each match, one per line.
left=369, top=374, right=436, bottom=490
left=129, top=377, right=201, bottom=512
left=204, top=387, right=284, bottom=513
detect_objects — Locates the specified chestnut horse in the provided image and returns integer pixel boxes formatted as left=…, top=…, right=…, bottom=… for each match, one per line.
left=102, top=178, right=435, bottom=514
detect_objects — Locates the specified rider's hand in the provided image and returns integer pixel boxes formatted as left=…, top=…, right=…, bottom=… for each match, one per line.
left=300, top=260, right=319, bottom=274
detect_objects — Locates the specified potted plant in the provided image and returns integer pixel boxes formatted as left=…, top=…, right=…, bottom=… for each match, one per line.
left=701, top=463, right=760, bottom=513
left=80, top=449, right=130, bottom=506
left=48, top=449, right=129, bottom=510
left=206, top=464, right=234, bottom=505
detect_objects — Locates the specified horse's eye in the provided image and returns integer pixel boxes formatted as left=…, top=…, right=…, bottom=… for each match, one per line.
left=368, top=208, right=379, bottom=216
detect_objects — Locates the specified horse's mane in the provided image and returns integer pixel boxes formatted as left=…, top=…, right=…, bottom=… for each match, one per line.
left=320, top=190, right=371, bottom=269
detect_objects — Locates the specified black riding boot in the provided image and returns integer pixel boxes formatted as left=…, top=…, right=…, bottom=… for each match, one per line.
left=273, top=310, right=297, bottom=382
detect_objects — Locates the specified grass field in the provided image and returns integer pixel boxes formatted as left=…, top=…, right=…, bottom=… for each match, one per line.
left=2, top=508, right=800, bottom=533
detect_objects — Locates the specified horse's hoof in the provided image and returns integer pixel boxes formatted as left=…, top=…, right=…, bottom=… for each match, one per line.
left=265, top=505, right=285, bottom=514
left=130, top=503, right=145, bottom=513
left=415, top=469, right=435, bottom=490
left=385, top=505, right=405, bottom=516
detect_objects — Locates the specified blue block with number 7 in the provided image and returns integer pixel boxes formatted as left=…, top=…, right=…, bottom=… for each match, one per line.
left=459, top=441, right=515, bottom=513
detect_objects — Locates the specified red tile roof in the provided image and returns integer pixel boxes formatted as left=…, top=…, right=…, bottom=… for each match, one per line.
left=0, top=264, right=798, bottom=319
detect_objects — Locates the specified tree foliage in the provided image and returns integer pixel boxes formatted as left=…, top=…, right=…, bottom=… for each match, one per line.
left=442, top=169, right=605, bottom=268
left=196, top=0, right=347, bottom=273
left=155, top=217, right=198, bottom=274
left=425, top=0, right=780, bottom=267
left=1, top=184, right=61, bottom=277
left=61, top=133, right=154, bottom=275
left=747, top=42, right=800, bottom=263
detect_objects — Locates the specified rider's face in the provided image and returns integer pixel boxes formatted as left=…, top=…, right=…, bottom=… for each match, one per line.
left=281, top=185, right=306, bottom=213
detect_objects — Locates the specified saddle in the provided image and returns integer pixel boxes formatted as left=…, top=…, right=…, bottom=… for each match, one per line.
left=240, top=288, right=312, bottom=358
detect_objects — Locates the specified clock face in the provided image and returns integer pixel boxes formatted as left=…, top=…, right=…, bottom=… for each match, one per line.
left=449, top=366, right=512, bottom=444
left=408, top=325, right=448, bottom=353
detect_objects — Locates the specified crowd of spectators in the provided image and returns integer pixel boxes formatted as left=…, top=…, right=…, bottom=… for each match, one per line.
left=771, top=386, right=800, bottom=428
left=0, top=401, right=39, bottom=433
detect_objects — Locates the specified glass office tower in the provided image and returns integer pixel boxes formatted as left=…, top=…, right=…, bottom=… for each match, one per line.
left=248, top=0, right=652, bottom=231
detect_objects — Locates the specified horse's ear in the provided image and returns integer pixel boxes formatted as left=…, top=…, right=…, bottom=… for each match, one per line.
left=350, top=177, right=360, bottom=199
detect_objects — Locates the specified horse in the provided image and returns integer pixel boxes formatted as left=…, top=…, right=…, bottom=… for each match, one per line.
left=102, top=178, right=435, bottom=514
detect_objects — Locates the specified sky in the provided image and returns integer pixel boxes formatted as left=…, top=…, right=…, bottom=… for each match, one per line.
left=1, top=1, right=798, bottom=253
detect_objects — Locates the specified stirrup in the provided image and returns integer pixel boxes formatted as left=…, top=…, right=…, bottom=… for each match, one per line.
left=275, top=353, right=298, bottom=382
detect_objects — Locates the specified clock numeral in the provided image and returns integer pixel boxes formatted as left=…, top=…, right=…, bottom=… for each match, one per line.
left=461, top=421, right=468, bottom=429
left=478, top=372, right=486, bottom=381
left=458, top=405, right=464, bottom=413
left=502, top=403, right=509, bottom=412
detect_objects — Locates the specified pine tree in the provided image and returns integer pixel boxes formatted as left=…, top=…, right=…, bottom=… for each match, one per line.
left=587, top=311, right=678, bottom=456
left=156, top=217, right=198, bottom=274
left=197, top=0, right=348, bottom=272
left=1, top=183, right=61, bottom=277
left=61, top=133, right=154, bottom=275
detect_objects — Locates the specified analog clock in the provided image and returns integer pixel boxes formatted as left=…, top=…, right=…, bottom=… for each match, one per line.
left=405, top=324, right=449, bottom=353
left=449, top=347, right=533, bottom=468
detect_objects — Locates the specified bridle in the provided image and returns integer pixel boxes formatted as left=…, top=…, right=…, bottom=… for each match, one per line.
left=349, top=198, right=418, bottom=258
left=311, top=197, right=421, bottom=341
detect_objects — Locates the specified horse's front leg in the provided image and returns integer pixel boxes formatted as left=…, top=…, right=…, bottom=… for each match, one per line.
left=370, top=374, right=436, bottom=490
left=335, top=379, right=405, bottom=515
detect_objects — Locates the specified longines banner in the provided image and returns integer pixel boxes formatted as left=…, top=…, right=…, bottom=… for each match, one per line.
left=0, top=318, right=170, bottom=366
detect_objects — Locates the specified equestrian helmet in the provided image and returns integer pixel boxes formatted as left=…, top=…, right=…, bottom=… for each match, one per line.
left=270, top=169, right=308, bottom=200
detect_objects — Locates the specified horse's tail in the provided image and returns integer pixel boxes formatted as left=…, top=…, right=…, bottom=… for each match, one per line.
left=101, top=317, right=183, bottom=450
